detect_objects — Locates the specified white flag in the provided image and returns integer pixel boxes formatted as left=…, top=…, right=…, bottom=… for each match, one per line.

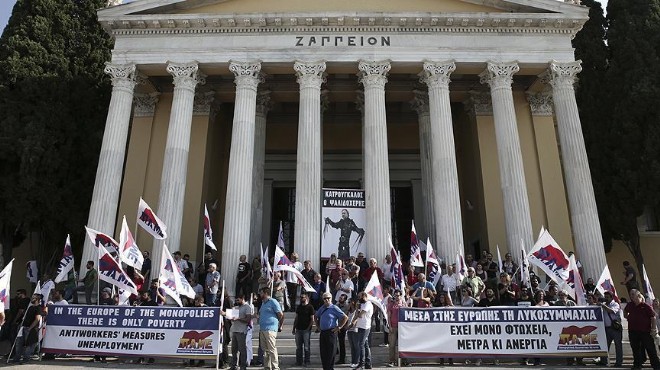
left=596, top=265, right=619, bottom=301
left=455, top=250, right=467, bottom=282
left=159, top=244, right=196, bottom=307
left=0, top=260, right=14, bottom=312
left=277, top=265, right=316, bottom=293
left=277, top=221, right=285, bottom=249
left=54, top=235, right=75, bottom=283
left=98, top=245, right=138, bottom=295
left=203, top=204, right=216, bottom=250
left=642, top=264, right=655, bottom=301
left=425, top=239, right=441, bottom=287
left=365, top=270, right=386, bottom=316
left=496, top=245, right=504, bottom=273
left=568, top=255, right=586, bottom=306
left=409, top=222, right=424, bottom=267
left=527, top=229, right=570, bottom=284
left=261, top=244, right=273, bottom=281
left=85, top=226, right=119, bottom=254
left=119, top=216, right=144, bottom=271
left=136, top=198, right=167, bottom=239
left=520, top=240, right=531, bottom=288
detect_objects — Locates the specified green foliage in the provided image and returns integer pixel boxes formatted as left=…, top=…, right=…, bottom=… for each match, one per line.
left=576, top=0, right=660, bottom=271
left=0, top=0, right=112, bottom=269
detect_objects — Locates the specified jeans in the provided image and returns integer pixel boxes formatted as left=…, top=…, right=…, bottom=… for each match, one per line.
left=205, top=292, right=217, bottom=306
left=601, top=326, right=623, bottom=365
left=12, top=327, right=38, bottom=362
left=231, top=332, right=247, bottom=370
left=348, top=331, right=359, bottom=365
left=388, top=327, right=399, bottom=363
left=337, top=328, right=347, bottom=362
left=356, top=328, right=371, bottom=367
left=295, top=329, right=311, bottom=364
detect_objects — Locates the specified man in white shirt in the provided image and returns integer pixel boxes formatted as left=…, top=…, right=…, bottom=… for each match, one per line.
left=381, top=255, right=393, bottom=288
left=441, top=265, right=458, bottom=301
left=51, top=289, right=68, bottom=305
left=335, top=269, right=354, bottom=302
left=351, top=291, right=373, bottom=369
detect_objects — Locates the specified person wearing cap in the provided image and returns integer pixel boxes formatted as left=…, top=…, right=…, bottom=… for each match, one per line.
left=315, top=291, right=348, bottom=370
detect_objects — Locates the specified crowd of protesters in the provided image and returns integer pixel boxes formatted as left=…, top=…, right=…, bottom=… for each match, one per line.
left=2, top=245, right=659, bottom=370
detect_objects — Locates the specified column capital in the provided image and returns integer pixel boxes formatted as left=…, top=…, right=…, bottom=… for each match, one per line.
left=133, top=92, right=160, bottom=117
left=548, top=60, right=582, bottom=88
left=229, top=60, right=262, bottom=89
left=193, top=91, right=216, bottom=116
left=464, top=91, right=493, bottom=117
left=294, top=60, right=327, bottom=89
left=358, top=60, right=391, bottom=88
left=104, top=62, right=136, bottom=90
left=526, top=91, right=554, bottom=116
left=479, top=61, right=520, bottom=89
left=256, top=90, right=272, bottom=116
left=421, top=60, right=456, bottom=87
left=410, top=90, right=430, bottom=116
left=166, top=61, right=204, bottom=90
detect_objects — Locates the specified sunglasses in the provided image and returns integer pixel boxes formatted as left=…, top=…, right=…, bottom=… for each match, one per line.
left=323, top=297, right=331, bottom=300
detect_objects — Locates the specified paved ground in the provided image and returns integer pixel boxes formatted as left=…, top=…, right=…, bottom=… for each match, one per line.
left=0, top=311, right=642, bottom=369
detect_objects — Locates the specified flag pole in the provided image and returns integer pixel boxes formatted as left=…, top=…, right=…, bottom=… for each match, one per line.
left=7, top=281, right=39, bottom=364
left=97, top=249, right=101, bottom=305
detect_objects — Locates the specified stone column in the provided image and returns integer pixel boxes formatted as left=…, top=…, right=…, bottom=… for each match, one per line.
left=411, top=91, right=434, bottom=244
left=151, top=62, right=205, bottom=277
left=548, top=60, right=607, bottom=280
left=81, top=63, right=136, bottom=275
left=421, top=60, right=464, bottom=259
left=221, top=61, right=262, bottom=296
left=358, top=60, right=392, bottom=261
left=480, top=62, right=534, bottom=260
left=250, top=90, right=271, bottom=262
left=293, top=61, right=326, bottom=269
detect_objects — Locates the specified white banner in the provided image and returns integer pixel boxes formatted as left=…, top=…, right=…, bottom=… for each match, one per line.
left=321, top=188, right=366, bottom=260
left=398, top=306, right=607, bottom=358
left=42, top=305, right=221, bottom=358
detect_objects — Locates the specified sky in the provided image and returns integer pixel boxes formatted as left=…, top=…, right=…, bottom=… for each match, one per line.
left=0, top=0, right=609, bottom=39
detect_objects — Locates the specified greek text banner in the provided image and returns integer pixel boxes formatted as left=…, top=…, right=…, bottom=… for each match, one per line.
left=398, top=306, right=607, bottom=358
left=42, top=305, right=220, bottom=358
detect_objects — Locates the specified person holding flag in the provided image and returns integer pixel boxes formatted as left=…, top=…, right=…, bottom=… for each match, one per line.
left=9, top=292, right=43, bottom=364
left=409, top=273, right=435, bottom=308
left=73, top=261, right=97, bottom=304
left=597, top=291, right=623, bottom=367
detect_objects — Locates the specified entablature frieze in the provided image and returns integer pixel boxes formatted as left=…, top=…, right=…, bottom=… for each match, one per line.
left=100, top=12, right=585, bottom=37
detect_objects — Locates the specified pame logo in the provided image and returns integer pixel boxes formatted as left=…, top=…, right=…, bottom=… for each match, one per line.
left=557, top=325, right=601, bottom=350
left=177, top=330, right=214, bottom=354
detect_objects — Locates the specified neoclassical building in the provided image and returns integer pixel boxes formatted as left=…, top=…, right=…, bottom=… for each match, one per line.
left=81, top=0, right=608, bottom=294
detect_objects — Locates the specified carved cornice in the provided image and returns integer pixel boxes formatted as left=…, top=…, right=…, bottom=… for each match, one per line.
left=294, top=61, right=326, bottom=89
left=479, top=61, right=520, bottom=89
left=526, top=91, right=554, bottom=116
left=410, top=90, right=430, bottom=117
left=100, top=13, right=587, bottom=37
left=358, top=60, right=390, bottom=88
left=548, top=60, right=582, bottom=88
left=104, top=62, right=136, bottom=90
left=193, top=91, right=216, bottom=116
left=133, top=92, right=160, bottom=117
left=464, top=91, right=493, bottom=117
left=421, top=60, right=455, bottom=88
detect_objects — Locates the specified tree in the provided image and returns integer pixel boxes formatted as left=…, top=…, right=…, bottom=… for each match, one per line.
left=578, top=0, right=660, bottom=276
left=0, top=0, right=112, bottom=271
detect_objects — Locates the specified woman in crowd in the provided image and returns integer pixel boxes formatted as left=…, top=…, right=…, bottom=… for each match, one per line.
left=460, top=287, right=478, bottom=307
left=475, top=263, right=487, bottom=282
left=534, top=290, right=549, bottom=307
left=346, top=299, right=361, bottom=368
left=497, top=272, right=519, bottom=306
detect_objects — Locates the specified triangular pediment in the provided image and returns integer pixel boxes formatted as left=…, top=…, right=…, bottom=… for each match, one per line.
left=100, top=0, right=587, bottom=17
